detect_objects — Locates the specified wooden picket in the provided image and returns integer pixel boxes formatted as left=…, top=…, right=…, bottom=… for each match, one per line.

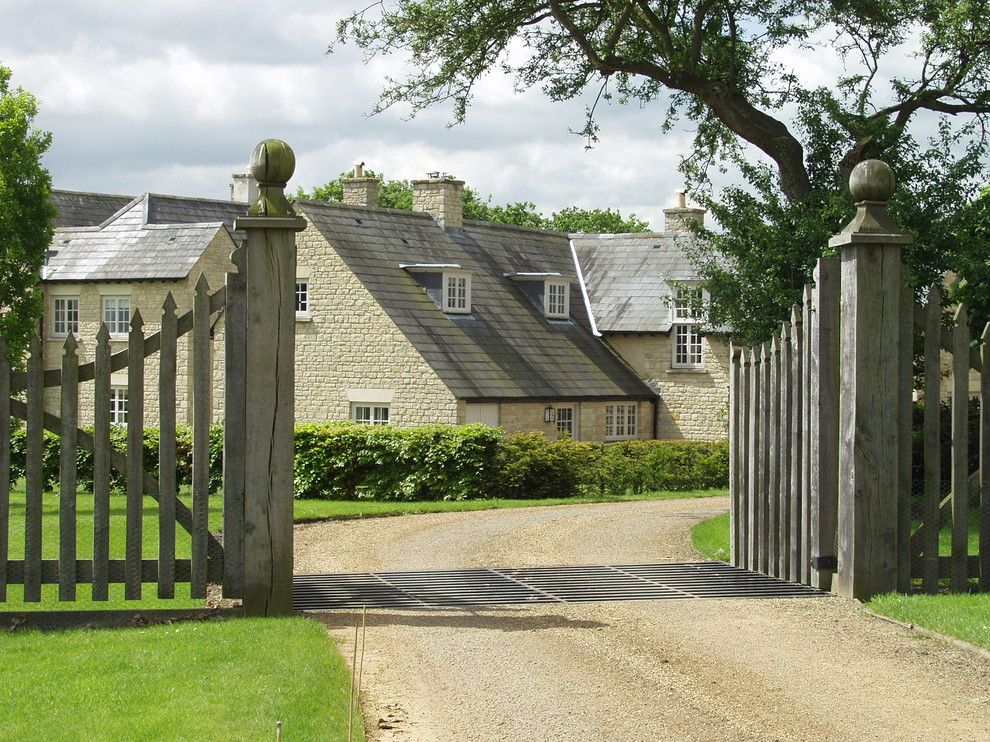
left=731, top=269, right=989, bottom=595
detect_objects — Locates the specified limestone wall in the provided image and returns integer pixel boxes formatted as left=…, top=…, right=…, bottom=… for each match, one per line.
left=294, top=222, right=460, bottom=425
left=41, top=230, right=235, bottom=427
left=470, top=400, right=654, bottom=442
left=605, top=333, right=729, bottom=440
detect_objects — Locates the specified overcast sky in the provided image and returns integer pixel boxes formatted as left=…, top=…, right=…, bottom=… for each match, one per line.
left=0, top=1, right=903, bottom=229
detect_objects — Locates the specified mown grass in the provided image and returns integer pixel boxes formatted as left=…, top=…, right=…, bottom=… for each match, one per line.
left=868, top=592, right=990, bottom=650
left=294, top=488, right=729, bottom=522
left=690, top=511, right=730, bottom=561
left=0, top=616, right=362, bottom=741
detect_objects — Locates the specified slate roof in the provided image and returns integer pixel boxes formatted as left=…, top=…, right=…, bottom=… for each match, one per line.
left=298, top=201, right=654, bottom=401
left=144, top=194, right=247, bottom=242
left=44, top=194, right=230, bottom=282
left=51, top=189, right=134, bottom=228
left=571, top=232, right=702, bottom=333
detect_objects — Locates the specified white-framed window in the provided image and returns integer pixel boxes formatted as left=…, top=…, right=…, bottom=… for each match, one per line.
left=442, top=272, right=471, bottom=314
left=102, top=296, right=131, bottom=335
left=110, top=386, right=128, bottom=425
left=352, top=403, right=390, bottom=425
left=605, top=403, right=638, bottom=440
left=671, top=283, right=704, bottom=369
left=674, top=324, right=704, bottom=368
left=672, top=284, right=703, bottom=321
left=52, top=296, right=80, bottom=337
left=295, top=281, right=309, bottom=316
left=544, top=279, right=569, bottom=319
left=556, top=406, right=575, bottom=437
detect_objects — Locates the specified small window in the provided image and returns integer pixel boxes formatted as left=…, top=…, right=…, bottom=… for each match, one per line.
left=605, top=403, right=638, bottom=440
left=110, top=386, right=128, bottom=425
left=102, top=296, right=131, bottom=335
left=544, top=280, right=569, bottom=319
left=295, top=281, right=309, bottom=316
left=556, top=406, right=575, bottom=437
left=442, top=272, right=471, bottom=314
left=53, top=296, right=79, bottom=337
left=352, top=403, right=390, bottom=425
left=673, top=324, right=704, bottom=368
left=673, top=284, right=703, bottom=322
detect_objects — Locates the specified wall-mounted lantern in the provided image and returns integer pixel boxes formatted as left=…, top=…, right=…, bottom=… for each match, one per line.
left=544, top=404, right=556, bottom=423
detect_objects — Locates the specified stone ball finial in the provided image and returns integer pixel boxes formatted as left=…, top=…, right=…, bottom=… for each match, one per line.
left=849, top=159, right=895, bottom=203
left=249, top=139, right=295, bottom=186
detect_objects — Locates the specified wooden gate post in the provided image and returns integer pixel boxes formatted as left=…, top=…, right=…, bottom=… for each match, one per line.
left=829, top=160, right=912, bottom=600
left=235, top=140, right=305, bottom=617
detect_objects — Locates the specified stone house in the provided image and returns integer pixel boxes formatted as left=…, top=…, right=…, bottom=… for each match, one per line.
left=43, top=174, right=729, bottom=442
left=571, top=196, right=729, bottom=440
left=43, top=190, right=240, bottom=426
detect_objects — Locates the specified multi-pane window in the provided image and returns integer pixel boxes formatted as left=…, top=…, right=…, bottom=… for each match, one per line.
left=556, top=407, right=574, bottom=437
left=295, top=282, right=309, bottom=315
left=545, top=280, right=569, bottom=319
left=442, top=272, right=471, bottom=314
left=52, top=296, right=79, bottom=337
left=673, top=284, right=703, bottom=321
left=110, top=386, right=128, bottom=425
left=352, top=404, right=390, bottom=425
left=674, top=324, right=704, bottom=367
left=102, top=296, right=131, bottom=335
left=605, top=403, right=638, bottom=440
left=672, top=284, right=704, bottom=368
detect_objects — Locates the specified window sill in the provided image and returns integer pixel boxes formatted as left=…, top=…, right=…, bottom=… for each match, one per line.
left=295, top=313, right=313, bottom=323
left=666, top=366, right=707, bottom=374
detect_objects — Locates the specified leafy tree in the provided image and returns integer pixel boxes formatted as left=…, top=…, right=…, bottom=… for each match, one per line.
left=0, top=64, right=54, bottom=361
left=332, top=1, right=990, bottom=340
left=950, top=186, right=990, bottom=336
left=296, top=171, right=648, bottom=232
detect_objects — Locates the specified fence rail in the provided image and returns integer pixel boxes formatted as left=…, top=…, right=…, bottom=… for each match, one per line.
left=730, top=160, right=989, bottom=598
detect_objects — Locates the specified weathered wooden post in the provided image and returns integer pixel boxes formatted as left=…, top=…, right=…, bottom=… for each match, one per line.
left=236, top=140, right=304, bottom=616
left=830, top=160, right=912, bottom=600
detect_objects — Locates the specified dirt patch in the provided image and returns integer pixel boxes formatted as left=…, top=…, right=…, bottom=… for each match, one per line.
left=298, top=498, right=990, bottom=741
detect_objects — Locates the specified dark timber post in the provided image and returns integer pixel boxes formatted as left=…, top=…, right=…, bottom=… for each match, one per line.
left=829, top=160, right=912, bottom=600
left=235, top=140, right=305, bottom=616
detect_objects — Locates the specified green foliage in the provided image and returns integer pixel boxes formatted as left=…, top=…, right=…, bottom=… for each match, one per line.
left=690, top=109, right=989, bottom=342
left=11, top=422, right=728, bottom=501
left=868, top=593, right=990, bottom=650
left=691, top=512, right=731, bottom=562
left=295, top=170, right=648, bottom=232
left=0, top=63, right=55, bottom=362
left=949, top=187, right=990, bottom=334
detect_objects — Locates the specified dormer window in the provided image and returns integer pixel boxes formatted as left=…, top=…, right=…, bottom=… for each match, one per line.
left=544, top=279, right=569, bottom=319
left=442, top=271, right=471, bottom=314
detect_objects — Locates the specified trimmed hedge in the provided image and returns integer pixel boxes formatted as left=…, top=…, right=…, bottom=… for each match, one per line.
left=9, top=421, right=728, bottom=501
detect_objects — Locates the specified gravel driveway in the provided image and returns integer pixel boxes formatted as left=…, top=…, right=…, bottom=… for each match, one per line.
left=296, top=497, right=990, bottom=741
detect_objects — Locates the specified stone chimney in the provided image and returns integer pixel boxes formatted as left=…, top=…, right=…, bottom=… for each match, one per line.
left=663, top=191, right=705, bottom=232
left=230, top=171, right=259, bottom=204
left=412, top=172, right=464, bottom=230
left=341, top=161, right=380, bottom=207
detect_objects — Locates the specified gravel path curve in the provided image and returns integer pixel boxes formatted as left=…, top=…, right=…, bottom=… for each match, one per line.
left=296, top=497, right=990, bottom=741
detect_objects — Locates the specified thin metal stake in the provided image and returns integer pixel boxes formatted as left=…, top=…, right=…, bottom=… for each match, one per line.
left=275, top=720, right=283, bottom=742
left=356, top=606, right=368, bottom=718
left=348, top=619, right=359, bottom=741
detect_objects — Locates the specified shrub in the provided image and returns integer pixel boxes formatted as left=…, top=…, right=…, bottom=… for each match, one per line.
left=8, top=419, right=728, bottom=501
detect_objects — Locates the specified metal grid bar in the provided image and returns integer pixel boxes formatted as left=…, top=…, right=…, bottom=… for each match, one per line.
left=293, top=561, right=826, bottom=611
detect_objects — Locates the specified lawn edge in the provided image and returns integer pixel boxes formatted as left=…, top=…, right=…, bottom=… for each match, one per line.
left=862, top=605, right=990, bottom=660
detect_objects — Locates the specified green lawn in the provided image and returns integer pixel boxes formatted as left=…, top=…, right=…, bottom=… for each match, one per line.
left=0, top=616, right=363, bottom=741
left=868, top=592, right=990, bottom=650
left=294, top=488, right=728, bottom=522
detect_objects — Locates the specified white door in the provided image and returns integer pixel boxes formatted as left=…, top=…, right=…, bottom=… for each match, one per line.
left=466, top=403, right=500, bottom=426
